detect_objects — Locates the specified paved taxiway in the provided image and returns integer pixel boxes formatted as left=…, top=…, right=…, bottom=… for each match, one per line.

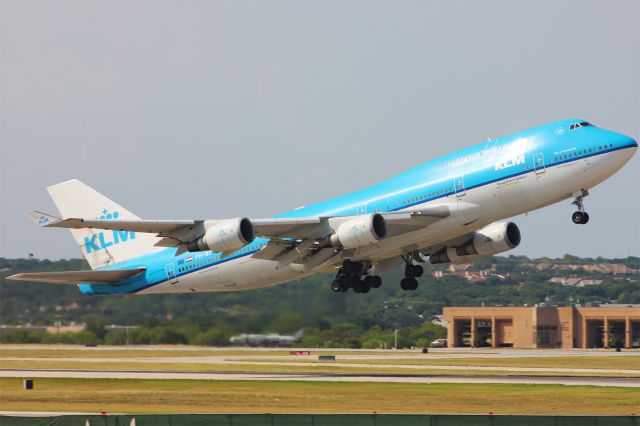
left=2, top=356, right=638, bottom=376
left=0, top=368, right=637, bottom=387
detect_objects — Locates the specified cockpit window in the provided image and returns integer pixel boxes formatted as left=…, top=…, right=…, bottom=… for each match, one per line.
left=569, top=122, right=593, bottom=131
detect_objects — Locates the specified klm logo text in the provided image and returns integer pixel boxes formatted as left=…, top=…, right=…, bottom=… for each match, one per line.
left=84, top=209, right=133, bottom=254
left=495, top=154, right=525, bottom=171
left=85, top=230, right=136, bottom=254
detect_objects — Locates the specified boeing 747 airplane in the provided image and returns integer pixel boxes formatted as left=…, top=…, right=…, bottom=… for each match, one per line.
left=8, top=119, right=637, bottom=295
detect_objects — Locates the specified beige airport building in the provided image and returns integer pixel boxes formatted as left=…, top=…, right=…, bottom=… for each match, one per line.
left=443, top=305, right=640, bottom=349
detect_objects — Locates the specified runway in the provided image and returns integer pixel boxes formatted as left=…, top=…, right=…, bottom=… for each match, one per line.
left=2, top=356, right=638, bottom=376
left=1, top=368, right=638, bottom=387
left=3, top=345, right=639, bottom=357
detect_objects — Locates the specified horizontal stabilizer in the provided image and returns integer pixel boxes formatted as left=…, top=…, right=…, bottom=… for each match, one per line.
left=25, top=210, right=62, bottom=227
left=6, top=268, right=146, bottom=285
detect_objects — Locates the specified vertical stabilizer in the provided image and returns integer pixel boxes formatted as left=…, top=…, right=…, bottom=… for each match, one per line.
left=46, top=179, right=161, bottom=269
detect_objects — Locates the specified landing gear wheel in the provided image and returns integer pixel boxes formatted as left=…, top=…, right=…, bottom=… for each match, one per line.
left=400, top=278, right=419, bottom=291
left=363, top=275, right=374, bottom=288
left=352, top=279, right=365, bottom=293
left=571, top=189, right=590, bottom=225
left=330, top=280, right=342, bottom=292
left=364, top=275, right=382, bottom=289
left=581, top=212, right=590, bottom=224
left=342, top=260, right=355, bottom=275
left=400, top=278, right=411, bottom=291
left=337, top=274, right=350, bottom=289
left=405, top=264, right=417, bottom=278
left=414, top=265, right=424, bottom=278
left=408, top=277, right=419, bottom=291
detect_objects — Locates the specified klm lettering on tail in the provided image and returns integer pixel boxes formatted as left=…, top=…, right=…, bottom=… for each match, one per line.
left=84, top=231, right=136, bottom=254
left=83, top=209, right=135, bottom=254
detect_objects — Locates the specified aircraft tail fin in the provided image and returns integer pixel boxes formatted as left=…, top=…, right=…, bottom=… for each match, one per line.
left=45, top=179, right=161, bottom=269
left=293, top=328, right=304, bottom=340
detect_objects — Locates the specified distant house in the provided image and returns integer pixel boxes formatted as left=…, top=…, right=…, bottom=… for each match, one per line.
left=524, top=262, right=638, bottom=275
left=433, top=268, right=493, bottom=283
left=549, top=277, right=603, bottom=287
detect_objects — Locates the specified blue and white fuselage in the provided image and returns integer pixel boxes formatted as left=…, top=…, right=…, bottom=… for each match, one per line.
left=11, top=119, right=637, bottom=295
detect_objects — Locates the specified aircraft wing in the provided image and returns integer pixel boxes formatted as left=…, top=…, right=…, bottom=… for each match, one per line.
left=6, top=268, right=146, bottom=285
left=382, top=206, right=449, bottom=236
left=30, top=210, right=328, bottom=239
left=27, top=206, right=450, bottom=262
left=30, top=205, right=448, bottom=238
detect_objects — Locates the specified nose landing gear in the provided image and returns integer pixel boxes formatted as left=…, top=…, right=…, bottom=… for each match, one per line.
left=571, top=189, right=590, bottom=225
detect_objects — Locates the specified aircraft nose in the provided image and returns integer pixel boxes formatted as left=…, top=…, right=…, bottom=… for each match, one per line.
left=623, top=135, right=638, bottom=153
left=615, top=133, right=637, bottom=161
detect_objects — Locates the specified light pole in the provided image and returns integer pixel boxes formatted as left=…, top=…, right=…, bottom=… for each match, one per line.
left=394, top=329, right=399, bottom=350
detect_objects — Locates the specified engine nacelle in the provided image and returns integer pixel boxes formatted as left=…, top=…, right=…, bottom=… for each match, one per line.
left=330, top=213, right=387, bottom=249
left=430, top=222, right=521, bottom=264
left=188, top=218, right=255, bottom=253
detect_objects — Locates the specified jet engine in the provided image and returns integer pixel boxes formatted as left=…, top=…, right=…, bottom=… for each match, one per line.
left=187, top=218, right=255, bottom=253
left=430, top=222, right=521, bottom=264
left=330, top=213, right=387, bottom=249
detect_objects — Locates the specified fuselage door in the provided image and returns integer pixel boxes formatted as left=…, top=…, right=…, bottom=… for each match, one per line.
left=454, top=176, right=466, bottom=198
left=165, top=263, right=178, bottom=284
left=533, top=152, right=546, bottom=174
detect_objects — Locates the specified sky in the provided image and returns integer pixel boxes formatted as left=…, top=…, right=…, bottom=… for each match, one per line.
left=1, top=0, right=639, bottom=260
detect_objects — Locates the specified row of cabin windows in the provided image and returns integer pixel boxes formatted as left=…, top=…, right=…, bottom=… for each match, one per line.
left=177, top=243, right=266, bottom=273
left=371, top=186, right=454, bottom=212
left=368, top=141, right=613, bottom=214
left=553, top=144, right=613, bottom=162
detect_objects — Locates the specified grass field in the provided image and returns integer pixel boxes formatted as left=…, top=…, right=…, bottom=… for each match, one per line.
left=0, top=378, right=638, bottom=415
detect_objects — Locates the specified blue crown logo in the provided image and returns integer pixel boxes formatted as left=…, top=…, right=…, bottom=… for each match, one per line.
left=99, top=209, right=120, bottom=220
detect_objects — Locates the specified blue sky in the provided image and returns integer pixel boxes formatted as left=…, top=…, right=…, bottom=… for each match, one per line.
left=1, top=0, right=638, bottom=259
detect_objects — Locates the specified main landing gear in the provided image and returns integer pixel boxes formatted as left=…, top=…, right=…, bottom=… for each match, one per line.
left=331, top=260, right=382, bottom=294
left=400, top=254, right=423, bottom=291
left=571, top=189, right=590, bottom=225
